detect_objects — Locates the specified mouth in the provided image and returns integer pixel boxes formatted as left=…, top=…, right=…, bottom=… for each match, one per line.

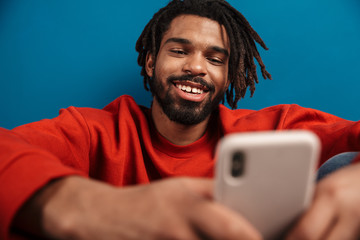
left=170, top=80, right=210, bottom=103
left=173, top=81, right=209, bottom=95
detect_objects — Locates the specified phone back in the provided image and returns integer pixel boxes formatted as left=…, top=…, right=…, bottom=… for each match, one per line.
left=214, top=130, right=320, bottom=239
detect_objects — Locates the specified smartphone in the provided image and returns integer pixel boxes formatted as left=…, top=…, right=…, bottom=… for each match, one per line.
left=214, top=130, right=320, bottom=239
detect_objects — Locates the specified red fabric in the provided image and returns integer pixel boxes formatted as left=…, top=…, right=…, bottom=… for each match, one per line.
left=1, top=95, right=360, bottom=239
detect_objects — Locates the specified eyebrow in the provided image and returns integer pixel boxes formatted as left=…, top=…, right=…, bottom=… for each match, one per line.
left=164, top=37, right=229, bottom=56
left=211, top=46, right=229, bottom=57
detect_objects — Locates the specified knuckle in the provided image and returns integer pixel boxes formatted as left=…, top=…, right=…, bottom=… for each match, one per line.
left=318, top=177, right=343, bottom=199
left=53, top=213, right=80, bottom=239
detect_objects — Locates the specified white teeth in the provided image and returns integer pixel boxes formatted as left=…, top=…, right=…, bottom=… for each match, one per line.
left=176, top=84, right=204, bottom=94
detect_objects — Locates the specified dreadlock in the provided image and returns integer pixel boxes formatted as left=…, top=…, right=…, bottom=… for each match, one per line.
left=135, top=0, right=271, bottom=109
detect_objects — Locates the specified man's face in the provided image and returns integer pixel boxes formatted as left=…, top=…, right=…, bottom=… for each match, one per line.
left=146, top=14, right=230, bottom=125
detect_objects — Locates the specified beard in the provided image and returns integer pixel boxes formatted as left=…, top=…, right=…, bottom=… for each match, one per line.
left=149, top=72, right=225, bottom=125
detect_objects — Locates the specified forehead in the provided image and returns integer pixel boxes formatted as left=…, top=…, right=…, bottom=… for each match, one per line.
left=160, top=14, right=229, bottom=51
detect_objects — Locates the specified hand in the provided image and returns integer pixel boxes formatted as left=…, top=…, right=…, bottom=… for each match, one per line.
left=14, top=176, right=261, bottom=240
left=287, top=163, right=360, bottom=240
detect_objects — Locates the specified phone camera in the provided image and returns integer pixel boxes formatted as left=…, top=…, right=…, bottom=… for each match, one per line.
left=231, top=151, right=245, bottom=177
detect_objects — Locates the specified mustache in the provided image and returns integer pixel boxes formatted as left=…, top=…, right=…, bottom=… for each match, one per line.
left=167, top=74, right=215, bottom=92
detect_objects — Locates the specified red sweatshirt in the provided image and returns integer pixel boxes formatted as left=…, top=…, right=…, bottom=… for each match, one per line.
left=1, top=95, right=360, bottom=239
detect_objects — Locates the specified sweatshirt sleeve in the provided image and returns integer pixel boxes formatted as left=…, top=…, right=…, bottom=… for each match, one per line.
left=0, top=107, right=91, bottom=240
left=281, top=104, right=360, bottom=166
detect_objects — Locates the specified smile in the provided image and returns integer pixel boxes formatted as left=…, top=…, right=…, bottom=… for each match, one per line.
left=171, top=80, right=209, bottom=102
left=175, top=84, right=204, bottom=94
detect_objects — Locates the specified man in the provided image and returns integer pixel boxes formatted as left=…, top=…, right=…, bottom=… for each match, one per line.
left=1, top=0, right=360, bottom=239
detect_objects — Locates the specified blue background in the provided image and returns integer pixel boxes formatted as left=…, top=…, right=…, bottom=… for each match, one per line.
left=1, top=0, right=359, bottom=129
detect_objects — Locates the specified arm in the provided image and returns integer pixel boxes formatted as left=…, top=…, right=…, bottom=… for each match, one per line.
left=12, top=176, right=262, bottom=240
left=0, top=107, right=91, bottom=239
left=1, top=104, right=260, bottom=240
left=280, top=105, right=360, bottom=239
left=0, top=130, right=86, bottom=240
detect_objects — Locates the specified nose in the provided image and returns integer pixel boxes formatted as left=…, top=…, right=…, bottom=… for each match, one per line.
left=182, top=53, right=207, bottom=77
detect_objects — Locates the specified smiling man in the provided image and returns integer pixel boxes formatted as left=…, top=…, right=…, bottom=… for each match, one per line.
left=2, top=0, right=360, bottom=239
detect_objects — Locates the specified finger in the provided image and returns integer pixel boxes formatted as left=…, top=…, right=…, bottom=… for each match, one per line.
left=287, top=191, right=337, bottom=240
left=325, top=214, right=360, bottom=240
left=179, top=177, right=214, bottom=199
left=189, top=200, right=262, bottom=240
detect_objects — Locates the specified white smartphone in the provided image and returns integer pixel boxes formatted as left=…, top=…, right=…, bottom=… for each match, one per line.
left=214, top=130, right=320, bottom=239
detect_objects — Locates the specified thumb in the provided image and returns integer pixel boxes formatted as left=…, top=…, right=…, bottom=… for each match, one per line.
left=182, top=177, right=214, bottom=200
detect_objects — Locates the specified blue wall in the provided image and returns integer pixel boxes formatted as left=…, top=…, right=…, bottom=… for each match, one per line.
left=1, top=0, right=359, bottom=129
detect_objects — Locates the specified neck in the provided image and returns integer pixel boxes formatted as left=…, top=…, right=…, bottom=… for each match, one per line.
left=151, top=98, right=210, bottom=146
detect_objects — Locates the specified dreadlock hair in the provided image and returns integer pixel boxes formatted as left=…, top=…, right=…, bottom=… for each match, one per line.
left=135, top=0, right=272, bottom=109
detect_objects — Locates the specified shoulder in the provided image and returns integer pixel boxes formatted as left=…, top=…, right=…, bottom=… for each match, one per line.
left=218, top=103, right=345, bottom=134
left=74, top=95, right=147, bottom=115
left=102, top=95, right=144, bottom=113
left=218, top=104, right=299, bottom=133
left=66, top=95, right=149, bottom=130
left=218, top=103, right=294, bottom=120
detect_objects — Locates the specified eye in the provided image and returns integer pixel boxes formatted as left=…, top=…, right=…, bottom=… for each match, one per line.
left=170, top=49, right=187, bottom=55
left=207, top=57, right=224, bottom=65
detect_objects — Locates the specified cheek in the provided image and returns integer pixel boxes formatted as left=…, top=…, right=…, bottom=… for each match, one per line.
left=156, top=57, right=184, bottom=78
left=209, top=66, right=229, bottom=89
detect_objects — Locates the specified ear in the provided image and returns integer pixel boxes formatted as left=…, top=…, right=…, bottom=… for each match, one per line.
left=225, top=78, right=231, bottom=90
left=226, top=79, right=231, bottom=88
left=145, top=52, right=155, bottom=78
